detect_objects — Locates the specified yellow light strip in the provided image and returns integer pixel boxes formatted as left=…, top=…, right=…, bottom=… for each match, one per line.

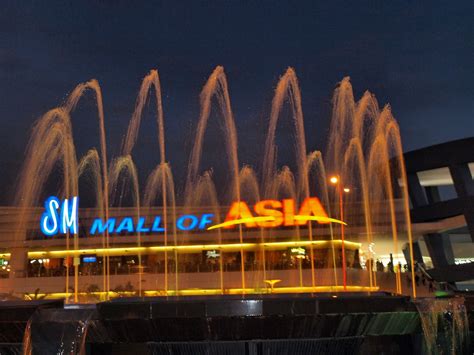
left=293, top=215, right=347, bottom=225
left=207, top=215, right=347, bottom=230
left=26, top=240, right=361, bottom=259
left=263, top=240, right=360, bottom=249
left=207, top=216, right=275, bottom=230
left=25, top=285, right=379, bottom=300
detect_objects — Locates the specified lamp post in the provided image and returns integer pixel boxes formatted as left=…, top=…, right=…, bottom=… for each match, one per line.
left=330, top=175, right=350, bottom=291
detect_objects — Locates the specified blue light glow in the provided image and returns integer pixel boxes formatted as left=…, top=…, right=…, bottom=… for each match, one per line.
left=40, top=196, right=60, bottom=236
left=151, top=217, right=165, bottom=232
left=198, top=214, right=214, bottom=229
left=136, top=217, right=150, bottom=232
left=115, top=217, right=134, bottom=234
left=40, top=196, right=78, bottom=236
left=60, top=196, right=78, bottom=234
left=90, top=218, right=116, bottom=235
left=176, top=215, right=198, bottom=231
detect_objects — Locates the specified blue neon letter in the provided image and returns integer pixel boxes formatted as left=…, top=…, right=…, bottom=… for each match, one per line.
left=60, top=196, right=78, bottom=234
left=176, top=215, right=198, bottom=231
left=199, top=214, right=214, bottom=230
left=151, top=217, right=165, bottom=232
left=115, top=217, right=134, bottom=234
left=136, top=217, right=150, bottom=233
left=90, top=218, right=116, bottom=235
left=40, top=196, right=60, bottom=236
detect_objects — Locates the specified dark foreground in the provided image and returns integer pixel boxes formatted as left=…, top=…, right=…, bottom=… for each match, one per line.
left=0, top=293, right=472, bottom=354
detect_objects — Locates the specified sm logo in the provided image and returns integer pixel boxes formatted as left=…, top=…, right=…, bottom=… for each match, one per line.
left=40, top=196, right=79, bottom=236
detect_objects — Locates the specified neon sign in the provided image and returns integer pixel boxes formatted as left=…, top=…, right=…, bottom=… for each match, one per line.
left=89, top=214, right=214, bottom=235
left=209, top=197, right=346, bottom=230
left=40, top=196, right=79, bottom=236
left=40, top=196, right=345, bottom=237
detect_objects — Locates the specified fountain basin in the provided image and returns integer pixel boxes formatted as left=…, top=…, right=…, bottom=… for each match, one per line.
left=0, top=294, right=472, bottom=354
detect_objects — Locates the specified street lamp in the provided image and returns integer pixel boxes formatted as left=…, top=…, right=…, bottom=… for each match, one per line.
left=329, top=175, right=350, bottom=291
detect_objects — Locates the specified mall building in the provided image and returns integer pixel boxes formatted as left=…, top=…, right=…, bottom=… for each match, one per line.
left=0, top=138, right=471, bottom=298
left=0, top=202, right=398, bottom=297
left=403, top=137, right=474, bottom=290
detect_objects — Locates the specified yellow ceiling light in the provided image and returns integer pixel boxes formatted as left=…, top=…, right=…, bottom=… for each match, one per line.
left=27, top=239, right=361, bottom=259
left=25, top=285, right=379, bottom=300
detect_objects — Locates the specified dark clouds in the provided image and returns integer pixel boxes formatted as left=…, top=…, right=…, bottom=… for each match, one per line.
left=0, top=1, right=472, bottom=203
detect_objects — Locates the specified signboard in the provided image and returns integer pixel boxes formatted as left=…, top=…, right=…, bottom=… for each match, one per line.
left=82, top=256, right=97, bottom=263
left=40, top=196, right=345, bottom=237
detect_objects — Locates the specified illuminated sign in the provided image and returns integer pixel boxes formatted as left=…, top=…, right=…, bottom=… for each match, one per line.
left=40, top=196, right=345, bottom=237
left=89, top=214, right=214, bottom=235
left=82, top=256, right=97, bottom=263
left=290, top=247, right=306, bottom=259
left=209, top=197, right=346, bottom=230
left=206, top=250, right=220, bottom=259
left=40, top=196, right=79, bottom=236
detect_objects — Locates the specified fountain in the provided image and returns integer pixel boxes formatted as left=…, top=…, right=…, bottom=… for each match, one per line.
left=8, top=65, right=421, bottom=299
left=0, top=65, right=470, bottom=354
left=415, top=297, right=470, bottom=354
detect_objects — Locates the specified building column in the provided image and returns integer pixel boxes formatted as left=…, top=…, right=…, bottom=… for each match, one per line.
left=10, top=246, right=28, bottom=279
left=423, top=233, right=455, bottom=268
left=407, top=173, right=427, bottom=208
left=403, top=240, right=424, bottom=266
left=425, top=186, right=441, bottom=204
left=449, top=163, right=474, bottom=242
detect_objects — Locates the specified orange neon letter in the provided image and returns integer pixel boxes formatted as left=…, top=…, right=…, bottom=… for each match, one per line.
left=282, top=199, right=296, bottom=226
left=296, top=197, right=329, bottom=225
left=224, top=201, right=256, bottom=228
left=254, top=200, right=283, bottom=227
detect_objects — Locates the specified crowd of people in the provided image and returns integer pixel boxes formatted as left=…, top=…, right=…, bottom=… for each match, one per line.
left=372, top=259, right=437, bottom=293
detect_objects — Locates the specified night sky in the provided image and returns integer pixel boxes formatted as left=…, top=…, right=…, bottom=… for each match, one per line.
left=0, top=1, right=473, bottom=204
